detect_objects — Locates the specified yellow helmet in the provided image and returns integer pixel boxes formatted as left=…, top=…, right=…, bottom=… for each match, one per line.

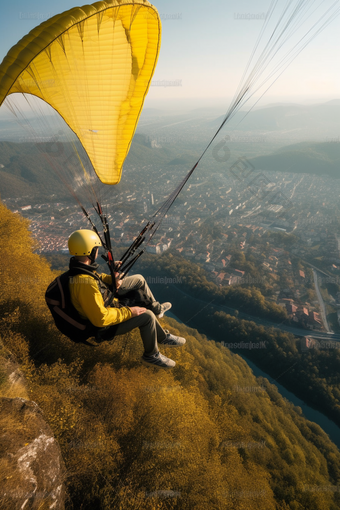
left=68, top=229, right=102, bottom=256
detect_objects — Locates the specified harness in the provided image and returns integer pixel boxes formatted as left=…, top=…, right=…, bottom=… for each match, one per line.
left=45, top=258, right=117, bottom=345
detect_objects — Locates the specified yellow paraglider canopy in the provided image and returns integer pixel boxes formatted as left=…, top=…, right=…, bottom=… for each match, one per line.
left=0, top=0, right=161, bottom=185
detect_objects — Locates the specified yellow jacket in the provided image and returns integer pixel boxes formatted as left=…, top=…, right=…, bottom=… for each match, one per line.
left=69, top=273, right=132, bottom=328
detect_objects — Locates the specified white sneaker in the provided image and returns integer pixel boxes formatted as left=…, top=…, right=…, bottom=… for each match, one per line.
left=159, top=330, right=186, bottom=347
left=141, top=351, right=176, bottom=369
left=157, top=302, right=172, bottom=318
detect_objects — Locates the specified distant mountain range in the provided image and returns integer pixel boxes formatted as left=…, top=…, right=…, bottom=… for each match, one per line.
left=0, top=142, right=60, bottom=199
left=0, top=134, right=176, bottom=199
left=210, top=100, right=340, bottom=138
left=249, top=142, right=340, bottom=177
left=1, top=132, right=340, bottom=201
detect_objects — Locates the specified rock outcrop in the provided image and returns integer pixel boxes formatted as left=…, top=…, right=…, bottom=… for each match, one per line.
left=0, top=397, right=66, bottom=510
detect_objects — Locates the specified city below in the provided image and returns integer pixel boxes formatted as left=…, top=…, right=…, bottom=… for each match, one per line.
left=4, top=163, right=340, bottom=335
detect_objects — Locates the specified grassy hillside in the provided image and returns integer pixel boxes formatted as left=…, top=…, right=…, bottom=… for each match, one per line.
left=1, top=202, right=340, bottom=509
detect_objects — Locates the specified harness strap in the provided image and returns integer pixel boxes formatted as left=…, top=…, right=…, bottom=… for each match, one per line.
left=68, top=261, right=114, bottom=308
left=57, top=277, right=65, bottom=308
left=46, top=297, right=60, bottom=306
left=53, top=306, right=87, bottom=330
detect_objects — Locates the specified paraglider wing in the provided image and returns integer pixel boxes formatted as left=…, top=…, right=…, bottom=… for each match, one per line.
left=0, top=0, right=161, bottom=185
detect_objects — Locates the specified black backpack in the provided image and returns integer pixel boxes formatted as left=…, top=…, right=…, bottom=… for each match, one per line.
left=45, top=270, right=98, bottom=345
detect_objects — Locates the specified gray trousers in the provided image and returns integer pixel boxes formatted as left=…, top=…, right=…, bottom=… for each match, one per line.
left=98, top=274, right=166, bottom=355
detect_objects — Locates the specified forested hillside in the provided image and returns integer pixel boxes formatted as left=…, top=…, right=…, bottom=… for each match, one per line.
left=0, top=134, right=177, bottom=200
left=1, top=202, right=340, bottom=510
left=138, top=253, right=340, bottom=428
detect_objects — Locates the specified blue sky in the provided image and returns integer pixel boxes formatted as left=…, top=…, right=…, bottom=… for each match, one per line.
left=1, top=0, right=340, bottom=110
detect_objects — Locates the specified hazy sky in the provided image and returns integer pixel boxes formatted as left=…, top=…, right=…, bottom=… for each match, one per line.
left=0, top=0, right=339, bottom=110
